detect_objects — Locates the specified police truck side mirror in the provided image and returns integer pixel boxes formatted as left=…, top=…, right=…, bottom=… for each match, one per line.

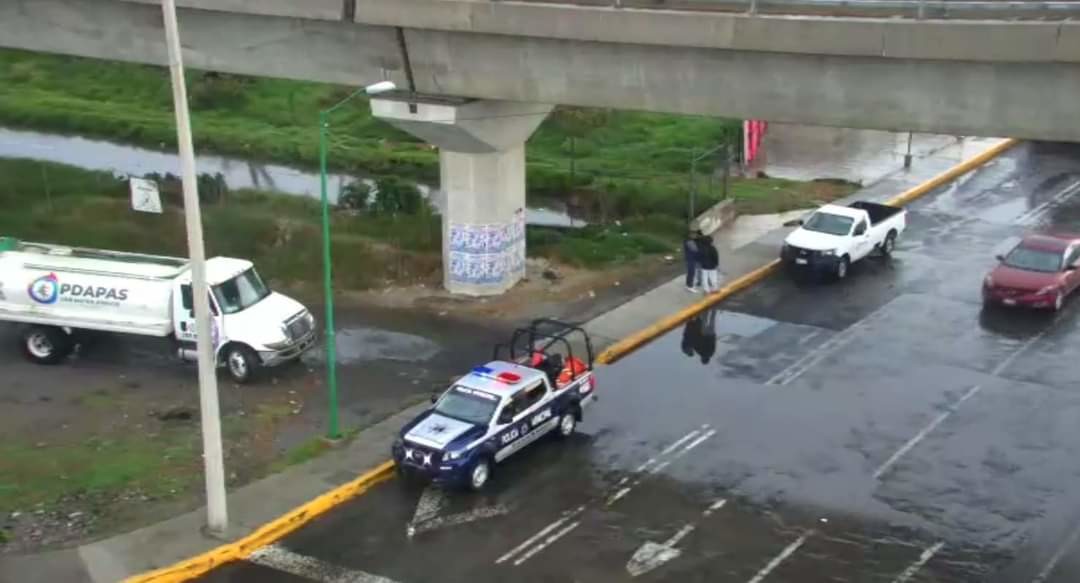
left=498, top=410, right=513, bottom=425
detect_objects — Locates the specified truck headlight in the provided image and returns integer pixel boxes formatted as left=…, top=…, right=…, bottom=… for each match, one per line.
left=445, top=449, right=464, bottom=461
left=820, top=249, right=838, bottom=256
left=1037, top=285, right=1058, bottom=296
left=305, top=312, right=316, bottom=330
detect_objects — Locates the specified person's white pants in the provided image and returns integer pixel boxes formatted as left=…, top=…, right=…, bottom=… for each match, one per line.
left=700, top=269, right=719, bottom=293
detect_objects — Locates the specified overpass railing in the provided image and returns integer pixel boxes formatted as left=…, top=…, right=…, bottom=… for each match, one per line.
left=509, top=0, right=1080, bottom=19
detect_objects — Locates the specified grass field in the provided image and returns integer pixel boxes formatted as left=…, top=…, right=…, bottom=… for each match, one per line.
left=0, top=49, right=737, bottom=191
left=0, top=50, right=856, bottom=277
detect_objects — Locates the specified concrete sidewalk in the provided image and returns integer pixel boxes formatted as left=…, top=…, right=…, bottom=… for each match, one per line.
left=0, top=136, right=1009, bottom=583
left=586, top=136, right=1009, bottom=348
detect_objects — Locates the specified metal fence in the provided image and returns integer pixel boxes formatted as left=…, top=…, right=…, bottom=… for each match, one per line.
left=510, top=0, right=1080, bottom=19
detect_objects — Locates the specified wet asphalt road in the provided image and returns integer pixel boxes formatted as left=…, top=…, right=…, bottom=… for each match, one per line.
left=198, top=142, right=1080, bottom=583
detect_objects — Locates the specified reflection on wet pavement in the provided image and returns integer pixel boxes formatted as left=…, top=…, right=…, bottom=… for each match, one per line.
left=760, top=124, right=964, bottom=185
left=196, top=142, right=1080, bottom=583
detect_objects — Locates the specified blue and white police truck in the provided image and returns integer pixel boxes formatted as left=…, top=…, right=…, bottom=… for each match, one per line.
left=392, top=320, right=597, bottom=490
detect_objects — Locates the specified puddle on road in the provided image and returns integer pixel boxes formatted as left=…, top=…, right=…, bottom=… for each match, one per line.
left=304, top=327, right=441, bottom=365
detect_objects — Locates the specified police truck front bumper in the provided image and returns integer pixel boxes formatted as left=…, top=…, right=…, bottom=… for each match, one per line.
left=392, top=441, right=472, bottom=485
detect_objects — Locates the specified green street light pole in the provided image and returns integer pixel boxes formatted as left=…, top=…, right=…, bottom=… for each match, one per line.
left=318, top=80, right=397, bottom=440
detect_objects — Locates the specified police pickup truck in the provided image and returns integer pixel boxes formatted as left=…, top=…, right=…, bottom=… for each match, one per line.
left=392, top=320, right=596, bottom=490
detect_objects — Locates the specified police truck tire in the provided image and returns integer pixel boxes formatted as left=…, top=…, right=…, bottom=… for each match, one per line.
left=20, top=325, right=71, bottom=365
left=556, top=410, right=578, bottom=438
left=224, top=345, right=260, bottom=384
left=468, top=458, right=492, bottom=491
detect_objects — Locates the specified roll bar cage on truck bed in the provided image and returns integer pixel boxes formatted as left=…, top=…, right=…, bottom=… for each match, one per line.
left=493, top=319, right=595, bottom=385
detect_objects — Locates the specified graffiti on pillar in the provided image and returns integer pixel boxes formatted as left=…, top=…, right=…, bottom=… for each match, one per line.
left=448, top=209, right=526, bottom=285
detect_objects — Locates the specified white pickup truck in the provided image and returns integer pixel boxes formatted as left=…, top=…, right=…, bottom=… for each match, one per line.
left=0, top=237, right=316, bottom=383
left=780, top=201, right=907, bottom=279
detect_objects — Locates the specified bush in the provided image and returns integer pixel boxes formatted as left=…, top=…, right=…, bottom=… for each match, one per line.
left=189, top=72, right=251, bottom=110
left=527, top=164, right=594, bottom=200
left=371, top=177, right=424, bottom=216
left=542, top=224, right=679, bottom=269
left=142, top=172, right=229, bottom=206
left=339, top=180, right=371, bottom=210
left=526, top=227, right=565, bottom=249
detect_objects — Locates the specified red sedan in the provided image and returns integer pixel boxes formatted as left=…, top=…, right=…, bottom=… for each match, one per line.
left=983, top=234, right=1080, bottom=311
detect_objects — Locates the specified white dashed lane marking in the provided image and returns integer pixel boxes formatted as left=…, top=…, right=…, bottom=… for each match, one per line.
left=247, top=544, right=400, bottom=583
left=497, top=424, right=715, bottom=566
left=873, top=385, right=982, bottom=480
left=890, top=541, right=945, bottom=583
left=1032, top=522, right=1080, bottom=583
left=746, top=532, right=812, bottom=583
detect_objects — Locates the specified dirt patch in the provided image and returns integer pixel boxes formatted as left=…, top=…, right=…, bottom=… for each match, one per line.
left=341, top=255, right=680, bottom=324
left=0, top=253, right=675, bottom=555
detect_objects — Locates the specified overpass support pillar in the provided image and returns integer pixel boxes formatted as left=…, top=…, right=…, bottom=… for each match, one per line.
left=372, top=98, right=552, bottom=296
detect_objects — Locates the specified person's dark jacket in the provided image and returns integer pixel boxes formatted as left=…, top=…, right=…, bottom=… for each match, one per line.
left=698, top=238, right=719, bottom=270
left=682, top=237, right=699, bottom=263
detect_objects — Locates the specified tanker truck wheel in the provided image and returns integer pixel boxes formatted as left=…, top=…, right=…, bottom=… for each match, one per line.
left=20, top=325, right=72, bottom=365
left=223, top=344, right=261, bottom=384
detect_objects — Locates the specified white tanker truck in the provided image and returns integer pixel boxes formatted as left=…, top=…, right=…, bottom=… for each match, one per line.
left=0, top=236, right=315, bottom=383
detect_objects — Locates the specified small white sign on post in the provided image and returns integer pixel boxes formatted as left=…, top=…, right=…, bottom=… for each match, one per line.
left=129, top=177, right=163, bottom=214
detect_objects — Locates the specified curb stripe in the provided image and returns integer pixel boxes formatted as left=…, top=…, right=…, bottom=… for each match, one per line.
left=123, top=460, right=396, bottom=583
left=126, top=138, right=1021, bottom=583
left=596, top=138, right=1021, bottom=366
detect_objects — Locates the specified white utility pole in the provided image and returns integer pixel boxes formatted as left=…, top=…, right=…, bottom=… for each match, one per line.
left=160, top=0, right=228, bottom=534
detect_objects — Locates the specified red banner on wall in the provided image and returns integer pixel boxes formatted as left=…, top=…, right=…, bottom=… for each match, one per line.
left=743, top=120, right=768, bottom=165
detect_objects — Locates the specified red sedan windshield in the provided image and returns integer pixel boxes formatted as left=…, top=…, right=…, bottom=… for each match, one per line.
left=1003, top=246, right=1063, bottom=273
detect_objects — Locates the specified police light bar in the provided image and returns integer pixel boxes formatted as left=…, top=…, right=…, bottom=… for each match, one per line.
left=472, top=366, right=494, bottom=375
left=496, top=372, right=521, bottom=384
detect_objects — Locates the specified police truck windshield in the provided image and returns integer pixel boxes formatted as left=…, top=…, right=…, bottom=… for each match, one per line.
left=434, top=387, right=499, bottom=426
left=212, top=268, right=271, bottom=314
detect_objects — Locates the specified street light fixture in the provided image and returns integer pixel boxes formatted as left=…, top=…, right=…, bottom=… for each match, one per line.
left=319, top=80, right=397, bottom=440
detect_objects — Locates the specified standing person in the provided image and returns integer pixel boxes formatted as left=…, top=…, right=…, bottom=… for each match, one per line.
left=682, top=229, right=702, bottom=292
left=697, top=233, right=720, bottom=294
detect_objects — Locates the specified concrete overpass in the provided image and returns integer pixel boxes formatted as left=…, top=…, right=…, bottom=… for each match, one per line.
left=4, top=0, right=1079, bottom=293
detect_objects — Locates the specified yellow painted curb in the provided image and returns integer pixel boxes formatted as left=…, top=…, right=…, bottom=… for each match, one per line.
left=124, top=460, right=396, bottom=583
left=885, top=138, right=1021, bottom=207
left=124, top=138, right=1023, bottom=583
left=597, top=137, right=1022, bottom=366
left=596, top=259, right=781, bottom=365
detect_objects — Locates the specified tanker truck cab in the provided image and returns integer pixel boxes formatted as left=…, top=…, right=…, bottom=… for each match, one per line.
left=0, top=237, right=315, bottom=383
left=173, top=258, right=317, bottom=383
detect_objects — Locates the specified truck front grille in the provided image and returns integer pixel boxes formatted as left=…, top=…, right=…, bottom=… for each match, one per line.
left=285, top=312, right=313, bottom=341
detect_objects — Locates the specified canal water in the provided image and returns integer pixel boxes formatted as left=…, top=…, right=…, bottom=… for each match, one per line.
left=2, top=124, right=985, bottom=228
left=0, top=126, right=584, bottom=228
